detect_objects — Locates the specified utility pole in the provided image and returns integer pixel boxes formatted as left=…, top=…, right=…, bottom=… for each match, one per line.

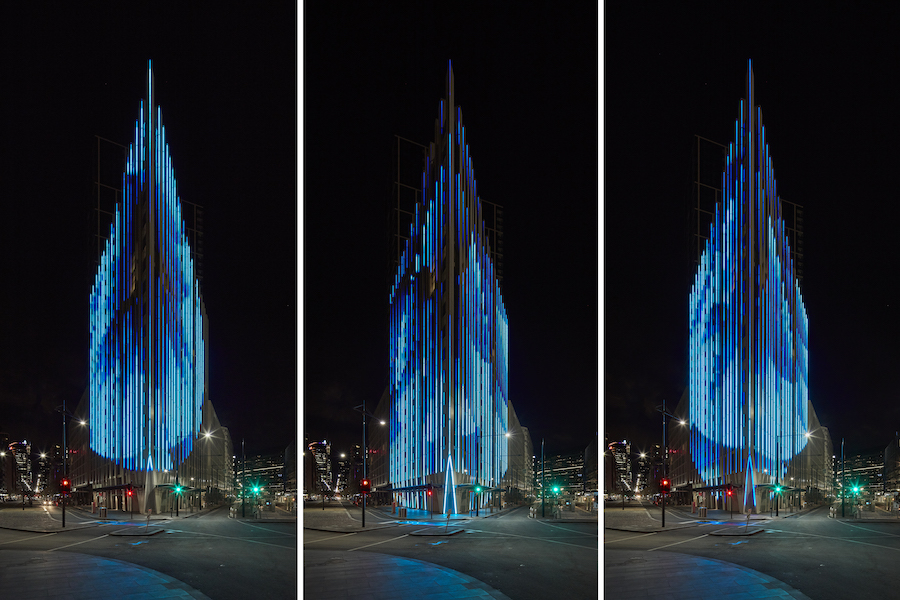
left=62, top=399, right=67, bottom=528
left=241, top=439, right=246, bottom=518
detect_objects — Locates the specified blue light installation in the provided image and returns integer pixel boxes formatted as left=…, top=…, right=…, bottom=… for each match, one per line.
left=90, top=62, right=206, bottom=473
left=689, top=61, right=808, bottom=510
left=389, top=62, right=509, bottom=511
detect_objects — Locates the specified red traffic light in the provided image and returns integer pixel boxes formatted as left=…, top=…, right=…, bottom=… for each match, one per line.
left=426, top=483, right=433, bottom=496
left=60, top=478, right=71, bottom=493
left=660, top=478, right=671, bottom=493
left=360, top=479, right=371, bottom=493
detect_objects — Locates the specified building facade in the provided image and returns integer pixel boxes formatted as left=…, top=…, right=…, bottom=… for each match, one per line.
left=376, top=62, right=528, bottom=514
left=671, top=61, right=830, bottom=514
left=69, top=62, right=232, bottom=514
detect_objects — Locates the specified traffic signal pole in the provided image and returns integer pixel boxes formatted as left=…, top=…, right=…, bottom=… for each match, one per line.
left=62, top=402, right=67, bottom=528
left=662, top=399, right=667, bottom=528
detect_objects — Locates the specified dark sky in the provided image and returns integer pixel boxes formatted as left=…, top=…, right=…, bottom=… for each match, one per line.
left=302, top=6, right=599, bottom=460
left=605, top=5, right=900, bottom=458
left=0, top=5, right=296, bottom=457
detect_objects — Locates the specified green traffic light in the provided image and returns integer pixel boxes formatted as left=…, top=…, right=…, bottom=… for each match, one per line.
left=474, top=486, right=482, bottom=493
left=553, top=486, right=560, bottom=493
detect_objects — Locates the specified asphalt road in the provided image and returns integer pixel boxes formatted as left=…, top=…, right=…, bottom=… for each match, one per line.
left=0, top=503, right=297, bottom=599
left=303, top=502, right=598, bottom=600
left=605, top=503, right=900, bottom=599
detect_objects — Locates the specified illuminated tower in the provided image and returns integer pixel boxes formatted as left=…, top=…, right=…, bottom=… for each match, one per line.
left=687, top=61, right=812, bottom=513
left=388, top=62, right=510, bottom=513
left=89, top=62, right=208, bottom=497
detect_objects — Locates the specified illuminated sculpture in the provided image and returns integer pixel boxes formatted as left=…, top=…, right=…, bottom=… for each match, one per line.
left=689, top=61, right=809, bottom=512
left=89, top=62, right=207, bottom=473
left=389, top=62, right=509, bottom=513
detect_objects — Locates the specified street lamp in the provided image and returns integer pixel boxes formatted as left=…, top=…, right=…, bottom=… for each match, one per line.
left=775, top=429, right=817, bottom=517
left=657, top=399, right=686, bottom=528
left=56, top=401, right=87, bottom=528
left=354, top=401, right=386, bottom=528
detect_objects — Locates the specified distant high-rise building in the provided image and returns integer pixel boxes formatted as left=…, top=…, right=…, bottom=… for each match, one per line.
left=8, top=441, right=32, bottom=496
left=607, top=441, right=632, bottom=494
left=308, top=440, right=332, bottom=494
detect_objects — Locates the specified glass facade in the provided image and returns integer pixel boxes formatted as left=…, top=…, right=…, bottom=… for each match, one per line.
left=89, top=62, right=206, bottom=474
left=388, top=62, right=512, bottom=513
left=685, top=61, right=818, bottom=512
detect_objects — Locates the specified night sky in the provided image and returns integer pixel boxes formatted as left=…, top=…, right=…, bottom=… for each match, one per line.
left=302, top=6, right=599, bottom=460
left=605, top=5, right=900, bottom=459
left=1, top=5, right=296, bottom=457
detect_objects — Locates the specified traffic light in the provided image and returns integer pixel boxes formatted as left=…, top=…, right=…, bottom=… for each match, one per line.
left=725, top=484, right=733, bottom=497
left=127, top=484, right=133, bottom=497
left=660, top=478, right=671, bottom=493
left=253, top=486, right=261, bottom=494
left=360, top=478, right=371, bottom=493
left=60, top=478, right=71, bottom=494
left=174, top=484, right=183, bottom=495
left=426, top=483, right=433, bottom=497
left=474, top=482, right=482, bottom=493
left=774, top=485, right=782, bottom=494
left=853, top=486, right=860, bottom=494
left=553, top=486, right=560, bottom=494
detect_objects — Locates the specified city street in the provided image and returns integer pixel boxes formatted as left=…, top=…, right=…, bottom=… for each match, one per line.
left=0, top=501, right=297, bottom=599
left=605, top=500, right=900, bottom=599
left=303, top=501, right=598, bottom=599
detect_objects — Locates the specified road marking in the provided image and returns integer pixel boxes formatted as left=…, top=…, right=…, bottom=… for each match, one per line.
left=0, top=533, right=56, bottom=546
left=234, top=520, right=297, bottom=537
left=347, top=534, right=409, bottom=552
left=768, top=526, right=900, bottom=551
left=303, top=532, right=358, bottom=544
left=535, top=520, right=600, bottom=537
left=647, top=533, right=708, bottom=551
left=835, top=520, right=900, bottom=538
left=164, top=528, right=295, bottom=549
left=464, top=528, right=597, bottom=550
left=49, top=534, right=109, bottom=551
left=604, top=532, right=657, bottom=544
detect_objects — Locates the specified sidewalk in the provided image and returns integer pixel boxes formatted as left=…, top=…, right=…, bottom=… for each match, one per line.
left=606, top=550, right=811, bottom=599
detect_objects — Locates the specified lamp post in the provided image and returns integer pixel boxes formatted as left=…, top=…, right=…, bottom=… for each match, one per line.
left=657, top=399, right=686, bottom=528
left=775, top=430, right=815, bottom=517
left=55, top=402, right=87, bottom=528
left=354, top=401, right=386, bottom=528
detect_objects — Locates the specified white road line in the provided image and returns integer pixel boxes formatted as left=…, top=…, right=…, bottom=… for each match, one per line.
left=768, top=527, right=900, bottom=551
left=647, top=533, right=708, bottom=551
left=604, top=532, right=658, bottom=544
left=164, top=528, right=295, bottom=549
left=303, top=532, right=358, bottom=544
left=234, top=520, right=297, bottom=536
left=535, top=520, right=600, bottom=537
left=0, top=533, right=56, bottom=546
left=347, top=534, right=409, bottom=552
left=49, top=534, right=109, bottom=551
left=464, top=528, right=597, bottom=550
